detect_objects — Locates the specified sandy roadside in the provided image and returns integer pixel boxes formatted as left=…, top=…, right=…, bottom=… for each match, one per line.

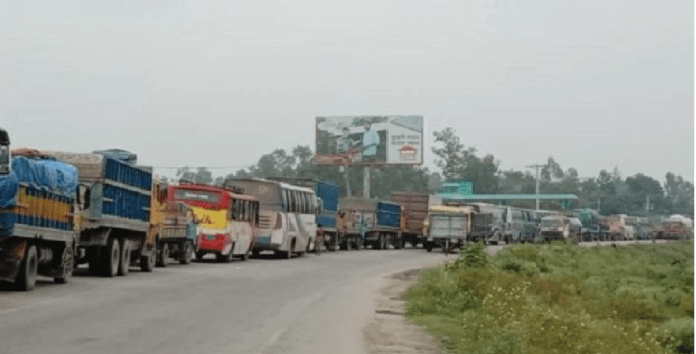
left=362, top=269, right=441, bottom=354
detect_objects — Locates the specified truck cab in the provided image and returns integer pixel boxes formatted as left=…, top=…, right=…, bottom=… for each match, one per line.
left=538, top=215, right=581, bottom=244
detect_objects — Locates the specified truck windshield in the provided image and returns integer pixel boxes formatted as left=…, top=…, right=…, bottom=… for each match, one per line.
left=541, top=219, right=563, bottom=228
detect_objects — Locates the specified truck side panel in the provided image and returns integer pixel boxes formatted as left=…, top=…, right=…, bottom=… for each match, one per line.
left=390, top=192, right=429, bottom=234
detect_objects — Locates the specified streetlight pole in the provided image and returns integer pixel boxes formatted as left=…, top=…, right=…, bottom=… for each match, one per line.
left=526, top=164, right=545, bottom=210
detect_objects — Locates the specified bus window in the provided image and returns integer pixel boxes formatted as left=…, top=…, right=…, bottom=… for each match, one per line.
left=291, top=190, right=298, bottom=213
left=301, top=192, right=307, bottom=214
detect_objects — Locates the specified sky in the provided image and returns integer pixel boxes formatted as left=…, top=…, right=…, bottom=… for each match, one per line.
left=1, top=0, right=693, bottom=184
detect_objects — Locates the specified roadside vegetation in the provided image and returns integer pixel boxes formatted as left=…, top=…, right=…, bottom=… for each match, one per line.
left=404, top=241, right=694, bottom=354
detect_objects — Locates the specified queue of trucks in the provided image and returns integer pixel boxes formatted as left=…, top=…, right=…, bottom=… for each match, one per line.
left=0, top=127, right=693, bottom=291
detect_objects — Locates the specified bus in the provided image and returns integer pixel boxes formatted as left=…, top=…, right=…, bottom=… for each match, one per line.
left=224, top=178, right=317, bottom=259
left=166, top=183, right=259, bottom=262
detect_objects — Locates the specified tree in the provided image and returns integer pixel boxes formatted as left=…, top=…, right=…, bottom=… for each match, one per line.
left=431, top=128, right=499, bottom=194
left=664, top=173, right=694, bottom=216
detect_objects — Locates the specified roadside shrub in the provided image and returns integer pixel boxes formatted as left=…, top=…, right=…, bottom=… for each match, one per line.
left=612, top=292, right=663, bottom=322
left=501, top=260, right=522, bottom=273
left=404, top=268, right=479, bottom=317
left=657, top=318, right=695, bottom=354
left=679, top=291, right=694, bottom=318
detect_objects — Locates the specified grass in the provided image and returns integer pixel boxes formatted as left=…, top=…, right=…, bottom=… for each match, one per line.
left=404, top=241, right=694, bottom=354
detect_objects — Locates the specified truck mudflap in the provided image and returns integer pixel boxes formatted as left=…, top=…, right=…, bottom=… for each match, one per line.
left=0, top=237, right=26, bottom=282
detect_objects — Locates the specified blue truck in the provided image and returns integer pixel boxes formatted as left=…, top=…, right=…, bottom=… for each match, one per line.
left=338, top=197, right=403, bottom=250
left=267, top=177, right=340, bottom=252
left=25, top=149, right=157, bottom=277
left=0, top=129, right=79, bottom=290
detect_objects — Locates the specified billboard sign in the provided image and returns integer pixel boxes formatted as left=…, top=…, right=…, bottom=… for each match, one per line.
left=315, top=115, right=423, bottom=166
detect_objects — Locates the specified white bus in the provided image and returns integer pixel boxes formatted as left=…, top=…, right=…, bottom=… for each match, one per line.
left=223, top=178, right=317, bottom=259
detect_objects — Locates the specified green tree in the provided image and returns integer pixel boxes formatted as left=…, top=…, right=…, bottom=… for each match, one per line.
left=431, top=128, right=499, bottom=194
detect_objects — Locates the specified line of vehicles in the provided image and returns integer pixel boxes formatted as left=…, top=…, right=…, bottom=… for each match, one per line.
left=0, top=127, right=692, bottom=291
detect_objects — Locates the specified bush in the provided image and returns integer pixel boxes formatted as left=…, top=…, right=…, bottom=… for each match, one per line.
left=405, top=242, right=693, bottom=354
left=657, top=318, right=695, bottom=354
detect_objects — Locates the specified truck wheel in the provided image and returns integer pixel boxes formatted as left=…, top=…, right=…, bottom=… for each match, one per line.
left=16, top=245, right=38, bottom=291
left=196, top=251, right=206, bottom=260
left=102, top=238, right=120, bottom=277
left=240, top=250, right=249, bottom=261
left=140, top=254, right=155, bottom=272
left=394, top=237, right=403, bottom=250
left=425, top=241, right=433, bottom=252
left=346, top=239, right=353, bottom=251
left=216, top=251, right=233, bottom=263
left=339, top=240, right=348, bottom=251
left=54, top=244, right=74, bottom=284
left=179, top=242, right=193, bottom=265
left=157, top=243, right=169, bottom=267
left=117, top=239, right=131, bottom=276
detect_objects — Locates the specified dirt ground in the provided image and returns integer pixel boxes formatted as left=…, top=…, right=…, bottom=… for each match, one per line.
left=363, top=269, right=441, bottom=354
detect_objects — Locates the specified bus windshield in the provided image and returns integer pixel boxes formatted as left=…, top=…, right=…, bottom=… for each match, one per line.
left=225, top=180, right=282, bottom=206
left=174, top=189, right=221, bottom=204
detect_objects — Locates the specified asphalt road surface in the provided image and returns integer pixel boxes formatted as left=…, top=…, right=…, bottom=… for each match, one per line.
left=0, top=249, right=448, bottom=354
left=0, top=240, right=670, bottom=354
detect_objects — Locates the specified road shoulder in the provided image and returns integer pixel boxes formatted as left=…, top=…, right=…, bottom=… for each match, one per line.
left=363, top=269, right=440, bottom=354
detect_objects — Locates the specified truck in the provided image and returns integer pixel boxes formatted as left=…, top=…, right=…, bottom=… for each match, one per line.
left=0, top=131, right=78, bottom=290
left=337, top=197, right=402, bottom=250
left=19, top=149, right=157, bottom=276
left=538, top=215, right=582, bottom=244
left=267, top=178, right=340, bottom=253
left=572, top=209, right=609, bottom=241
left=422, top=205, right=471, bottom=252
left=658, top=215, right=694, bottom=240
left=390, top=191, right=429, bottom=248
left=150, top=181, right=197, bottom=266
left=601, top=215, right=635, bottom=241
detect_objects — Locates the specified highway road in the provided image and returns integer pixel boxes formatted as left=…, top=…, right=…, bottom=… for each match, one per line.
left=0, top=249, right=447, bottom=354
left=0, top=240, right=670, bottom=354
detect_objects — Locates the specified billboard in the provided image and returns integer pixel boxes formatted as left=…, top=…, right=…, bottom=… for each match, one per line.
left=315, top=115, right=423, bottom=166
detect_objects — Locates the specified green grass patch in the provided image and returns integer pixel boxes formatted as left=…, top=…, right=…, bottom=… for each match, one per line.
left=404, top=241, right=694, bottom=354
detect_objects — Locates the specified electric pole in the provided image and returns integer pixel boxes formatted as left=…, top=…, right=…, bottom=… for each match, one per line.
left=526, top=164, right=545, bottom=210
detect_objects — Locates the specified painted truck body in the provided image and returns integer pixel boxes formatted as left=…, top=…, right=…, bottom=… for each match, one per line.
left=338, top=197, right=402, bottom=250
left=150, top=182, right=197, bottom=266
left=33, top=150, right=156, bottom=276
left=390, top=191, right=429, bottom=248
left=0, top=153, right=78, bottom=291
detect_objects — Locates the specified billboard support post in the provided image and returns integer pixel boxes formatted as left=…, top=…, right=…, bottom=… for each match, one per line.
left=363, top=166, right=370, bottom=198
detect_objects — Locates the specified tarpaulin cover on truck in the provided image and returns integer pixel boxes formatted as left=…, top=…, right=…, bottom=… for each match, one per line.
left=0, top=157, right=77, bottom=208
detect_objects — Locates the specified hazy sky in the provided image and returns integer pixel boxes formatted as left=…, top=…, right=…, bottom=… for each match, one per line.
left=1, top=0, right=693, bottom=183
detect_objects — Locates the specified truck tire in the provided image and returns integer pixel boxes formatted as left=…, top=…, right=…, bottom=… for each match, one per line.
left=54, top=244, right=74, bottom=284
left=196, top=251, right=207, bottom=260
left=425, top=241, right=433, bottom=252
left=179, top=242, right=193, bottom=265
left=16, top=245, right=38, bottom=291
left=216, top=251, right=233, bottom=263
left=117, top=239, right=131, bottom=276
left=102, top=238, right=120, bottom=277
left=157, top=243, right=169, bottom=267
left=394, top=236, right=403, bottom=250
left=140, top=254, right=155, bottom=272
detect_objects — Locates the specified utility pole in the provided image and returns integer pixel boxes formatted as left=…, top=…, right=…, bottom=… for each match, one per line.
left=363, top=166, right=371, bottom=198
left=646, top=195, right=650, bottom=214
left=526, top=164, right=545, bottom=210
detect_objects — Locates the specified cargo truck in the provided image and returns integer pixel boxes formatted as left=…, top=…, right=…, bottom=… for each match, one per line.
left=338, top=197, right=402, bottom=250
left=390, top=191, right=429, bottom=248
left=150, top=181, right=197, bottom=266
left=0, top=130, right=78, bottom=290
left=17, top=150, right=157, bottom=276
left=422, top=205, right=471, bottom=252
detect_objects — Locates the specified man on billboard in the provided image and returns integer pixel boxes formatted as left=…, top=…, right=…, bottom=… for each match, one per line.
left=361, top=122, right=380, bottom=163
